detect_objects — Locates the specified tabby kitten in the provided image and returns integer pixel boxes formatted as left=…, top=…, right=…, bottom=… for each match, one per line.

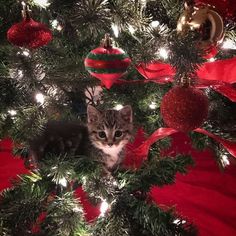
left=30, top=105, right=133, bottom=170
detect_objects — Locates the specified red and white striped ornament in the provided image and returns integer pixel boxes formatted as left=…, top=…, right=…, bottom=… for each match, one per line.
left=84, top=34, right=131, bottom=89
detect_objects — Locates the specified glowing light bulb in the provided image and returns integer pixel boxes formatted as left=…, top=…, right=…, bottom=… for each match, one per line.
left=8, top=110, right=17, bottom=116
left=222, top=39, right=236, bottom=49
left=149, top=102, right=157, bottom=109
left=111, top=23, right=119, bottom=38
left=114, top=104, right=124, bottom=110
left=208, top=57, right=216, bottom=62
left=173, top=219, right=186, bottom=224
left=151, top=21, right=160, bottom=28
left=22, top=50, right=30, bottom=57
left=33, top=0, right=50, bottom=8
left=221, top=155, right=230, bottom=167
left=35, top=93, right=45, bottom=105
left=159, top=48, right=169, bottom=60
left=51, top=19, right=62, bottom=31
left=128, top=24, right=136, bottom=34
left=100, top=200, right=109, bottom=217
left=58, top=177, right=67, bottom=187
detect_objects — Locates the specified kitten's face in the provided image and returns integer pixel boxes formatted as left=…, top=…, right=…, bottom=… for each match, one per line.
left=87, top=105, right=133, bottom=151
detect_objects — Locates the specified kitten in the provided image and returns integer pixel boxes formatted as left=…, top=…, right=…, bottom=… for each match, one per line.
left=29, top=105, right=133, bottom=171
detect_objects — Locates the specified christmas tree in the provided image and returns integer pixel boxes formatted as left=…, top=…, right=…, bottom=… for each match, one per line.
left=0, top=0, right=236, bottom=235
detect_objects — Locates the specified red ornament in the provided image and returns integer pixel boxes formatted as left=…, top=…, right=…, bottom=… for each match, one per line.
left=84, top=35, right=131, bottom=89
left=160, top=86, right=209, bottom=132
left=7, top=18, right=52, bottom=49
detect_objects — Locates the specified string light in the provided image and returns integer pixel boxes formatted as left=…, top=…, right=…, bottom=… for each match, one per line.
left=173, top=219, right=186, bottom=225
left=221, top=154, right=230, bottom=167
left=208, top=57, right=216, bottom=62
left=100, top=199, right=109, bottom=217
left=8, top=110, right=17, bottom=116
left=128, top=24, right=136, bottom=34
left=150, top=21, right=160, bottom=28
left=17, top=49, right=30, bottom=57
left=35, top=93, right=45, bottom=105
left=111, top=23, right=119, bottom=38
left=159, top=48, right=169, bottom=60
left=58, top=177, right=67, bottom=187
left=149, top=102, right=157, bottom=109
left=222, top=39, right=236, bottom=49
left=33, top=0, right=50, bottom=8
left=114, top=104, right=124, bottom=110
left=51, top=19, right=62, bottom=31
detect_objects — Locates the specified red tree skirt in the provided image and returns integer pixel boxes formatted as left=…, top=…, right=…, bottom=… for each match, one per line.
left=0, top=136, right=236, bottom=235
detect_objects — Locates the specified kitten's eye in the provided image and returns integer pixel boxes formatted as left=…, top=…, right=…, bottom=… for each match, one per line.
left=98, top=131, right=106, bottom=139
left=115, top=130, right=123, bottom=138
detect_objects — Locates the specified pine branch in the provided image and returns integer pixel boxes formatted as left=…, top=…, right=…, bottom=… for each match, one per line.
left=40, top=192, right=85, bottom=236
left=117, top=155, right=193, bottom=193
left=130, top=198, right=197, bottom=236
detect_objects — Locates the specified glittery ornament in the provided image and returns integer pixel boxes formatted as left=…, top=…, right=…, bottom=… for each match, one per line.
left=161, top=86, right=209, bottom=132
left=84, top=34, right=131, bottom=89
left=7, top=18, right=52, bottom=49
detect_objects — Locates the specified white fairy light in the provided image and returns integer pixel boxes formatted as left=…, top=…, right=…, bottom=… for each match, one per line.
left=208, top=57, right=216, bottom=62
left=149, top=102, right=157, bottom=110
left=17, top=49, right=30, bottom=57
left=159, top=48, right=169, bottom=60
left=51, top=19, right=59, bottom=28
left=22, top=50, right=30, bottom=57
left=150, top=20, right=160, bottom=28
left=111, top=23, right=119, bottom=38
left=58, top=177, right=67, bottom=187
left=222, top=39, right=236, bottom=49
left=114, top=104, right=124, bottom=110
left=128, top=24, right=136, bottom=34
left=221, top=154, right=230, bottom=167
left=33, top=0, right=50, bottom=8
left=35, top=93, right=45, bottom=105
left=173, top=219, right=186, bottom=225
left=100, top=199, right=109, bottom=217
left=8, top=110, right=17, bottom=116
left=51, top=19, right=63, bottom=31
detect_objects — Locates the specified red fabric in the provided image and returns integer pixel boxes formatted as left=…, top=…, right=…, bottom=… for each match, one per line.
left=0, top=138, right=28, bottom=190
left=74, top=187, right=100, bottom=222
left=1, top=137, right=236, bottom=235
left=150, top=133, right=236, bottom=236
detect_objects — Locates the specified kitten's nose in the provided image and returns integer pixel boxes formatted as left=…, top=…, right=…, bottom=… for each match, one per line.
left=108, top=143, right=113, bottom=147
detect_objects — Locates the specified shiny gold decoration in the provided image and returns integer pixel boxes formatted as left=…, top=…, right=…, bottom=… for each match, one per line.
left=177, top=3, right=224, bottom=50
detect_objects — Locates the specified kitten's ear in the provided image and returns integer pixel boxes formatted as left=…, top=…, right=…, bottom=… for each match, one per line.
left=87, top=105, right=101, bottom=123
left=120, top=105, right=132, bottom=123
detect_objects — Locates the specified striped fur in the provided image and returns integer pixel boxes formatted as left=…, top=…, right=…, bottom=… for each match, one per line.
left=87, top=105, right=133, bottom=169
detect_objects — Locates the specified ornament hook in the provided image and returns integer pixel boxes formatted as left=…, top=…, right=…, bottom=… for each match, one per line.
left=21, top=1, right=31, bottom=20
left=101, top=34, right=113, bottom=49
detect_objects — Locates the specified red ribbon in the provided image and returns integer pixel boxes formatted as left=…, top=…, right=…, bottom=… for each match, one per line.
left=125, top=127, right=236, bottom=169
left=117, top=58, right=236, bottom=102
left=195, top=128, right=236, bottom=157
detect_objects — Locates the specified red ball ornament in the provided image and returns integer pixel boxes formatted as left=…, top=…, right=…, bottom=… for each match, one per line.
left=84, top=35, right=131, bottom=89
left=7, top=18, right=52, bottom=49
left=160, top=86, right=209, bottom=132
